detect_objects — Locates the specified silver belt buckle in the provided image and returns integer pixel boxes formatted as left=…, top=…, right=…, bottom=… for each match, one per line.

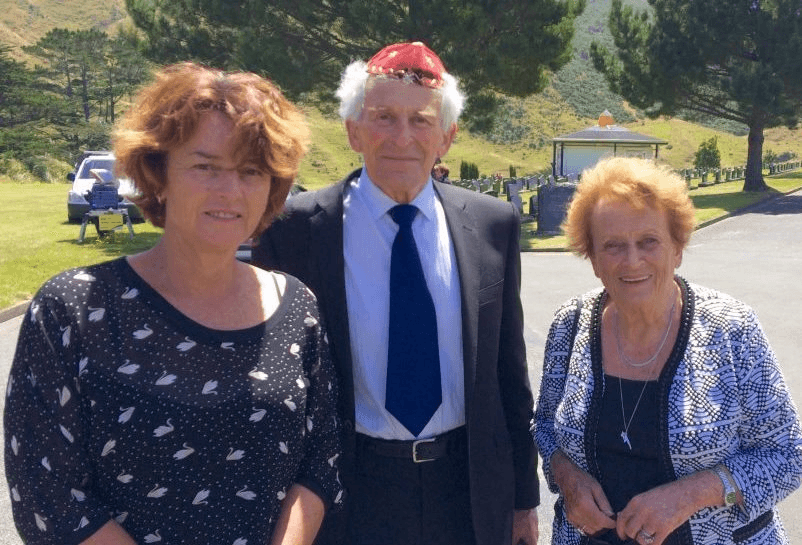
left=412, top=437, right=437, bottom=463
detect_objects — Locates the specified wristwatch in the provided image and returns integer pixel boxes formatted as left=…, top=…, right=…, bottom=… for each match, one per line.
left=713, top=464, right=739, bottom=508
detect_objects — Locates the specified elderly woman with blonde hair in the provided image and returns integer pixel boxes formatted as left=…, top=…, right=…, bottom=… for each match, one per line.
left=5, top=63, right=342, bottom=545
left=534, top=156, right=802, bottom=545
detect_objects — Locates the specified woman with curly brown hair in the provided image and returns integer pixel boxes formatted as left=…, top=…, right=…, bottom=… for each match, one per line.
left=5, top=63, right=342, bottom=545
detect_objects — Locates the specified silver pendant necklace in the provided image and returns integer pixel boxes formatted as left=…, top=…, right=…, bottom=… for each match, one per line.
left=614, top=286, right=679, bottom=448
left=618, top=377, right=651, bottom=450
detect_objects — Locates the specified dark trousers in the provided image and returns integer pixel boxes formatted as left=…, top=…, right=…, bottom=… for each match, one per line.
left=346, top=430, right=477, bottom=545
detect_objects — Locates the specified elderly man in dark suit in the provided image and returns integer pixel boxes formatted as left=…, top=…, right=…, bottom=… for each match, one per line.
left=253, top=42, right=539, bottom=545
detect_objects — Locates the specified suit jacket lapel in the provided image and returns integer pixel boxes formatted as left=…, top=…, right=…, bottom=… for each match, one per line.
left=308, top=179, right=355, bottom=403
left=435, top=183, right=479, bottom=415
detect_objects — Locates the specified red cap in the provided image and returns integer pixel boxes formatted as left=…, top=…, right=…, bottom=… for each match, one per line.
left=366, top=42, right=446, bottom=88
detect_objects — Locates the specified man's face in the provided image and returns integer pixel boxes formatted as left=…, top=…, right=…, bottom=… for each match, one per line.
left=346, top=77, right=456, bottom=199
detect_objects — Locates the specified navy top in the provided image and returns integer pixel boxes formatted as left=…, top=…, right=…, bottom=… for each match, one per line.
left=5, top=258, right=343, bottom=544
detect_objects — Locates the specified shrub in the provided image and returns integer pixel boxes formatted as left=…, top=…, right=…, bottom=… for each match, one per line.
left=460, top=161, right=479, bottom=180
left=509, top=165, right=517, bottom=178
left=693, top=137, right=721, bottom=170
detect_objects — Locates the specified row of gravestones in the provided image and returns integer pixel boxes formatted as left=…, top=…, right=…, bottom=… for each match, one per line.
left=680, top=167, right=747, bottom=187
left=452, top=160, right=802, bottom=235
left=768, top=161, right=802, bottom=174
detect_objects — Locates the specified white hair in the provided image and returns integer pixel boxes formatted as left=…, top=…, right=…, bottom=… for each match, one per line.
left=335, top=60, right=465, bottom=131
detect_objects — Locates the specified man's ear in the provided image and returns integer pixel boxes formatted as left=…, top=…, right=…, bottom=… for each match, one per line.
left=438, top=123, right=457, bottom=158
left=345, top=120, right=363, bottom=154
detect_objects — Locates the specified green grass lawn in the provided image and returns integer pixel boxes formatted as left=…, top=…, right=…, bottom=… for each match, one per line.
left=1, top=171, right=800, bottom=308
left=0, top=182, right=163, bottom=308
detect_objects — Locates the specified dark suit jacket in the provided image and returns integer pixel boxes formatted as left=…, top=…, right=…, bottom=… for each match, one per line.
left=253, top=169, right=539, bottom=545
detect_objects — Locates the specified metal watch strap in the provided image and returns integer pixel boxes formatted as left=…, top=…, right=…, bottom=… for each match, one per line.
left=713, top=464, right=738, bottom=507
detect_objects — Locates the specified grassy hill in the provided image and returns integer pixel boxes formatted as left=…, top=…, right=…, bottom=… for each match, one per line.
left=2, top=0, right=800, bottom=191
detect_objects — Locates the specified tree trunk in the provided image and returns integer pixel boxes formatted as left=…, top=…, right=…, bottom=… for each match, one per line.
left=743, top=121, right=768, bottom=192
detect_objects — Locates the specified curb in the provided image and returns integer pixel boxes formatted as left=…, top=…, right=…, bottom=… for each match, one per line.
left=0, top=301, right=29, bottom=324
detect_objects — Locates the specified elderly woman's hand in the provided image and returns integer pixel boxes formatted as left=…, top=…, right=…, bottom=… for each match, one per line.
left=616, top=470, right=723, bottom=545
left=552, top=450, right=616, bottom=537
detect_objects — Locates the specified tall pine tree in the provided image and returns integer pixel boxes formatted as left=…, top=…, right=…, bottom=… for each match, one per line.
left=591, top=0, right=802, bottom=191
left=125, top=0, right=585, bottom=98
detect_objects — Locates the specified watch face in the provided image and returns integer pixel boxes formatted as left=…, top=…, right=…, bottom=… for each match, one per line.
left=725, top=491, right=738, bottom=505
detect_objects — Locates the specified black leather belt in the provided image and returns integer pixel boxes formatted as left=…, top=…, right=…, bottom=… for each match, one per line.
left=356, top=426, right=467, bottom=463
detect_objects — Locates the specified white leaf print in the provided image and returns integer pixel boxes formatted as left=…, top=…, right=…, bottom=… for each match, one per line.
left=60, top=425, right=74, bottom=443
left=29, top=301, right=39, bottom=322
left=144, top=530, right=162, bottom=542
left=35, top=513, right=48, bottom=532
left=101, top=439, right=116, bottom=456
left=155, top=372, right=177, bottom=386
left=114, top=512, right=129, bottom=524
left=284, top=396, right=297, bottom=412
left=289, top=343, right=301, bottom=358
left=236, top=486, right=257, bottom=500
left=277, top=489, right=286, bottom=500
left=73, top=272, right=95, bottom=282
left=233, top=539, right=248, bottom=545
left=177, top=337, right=196, bottom=351
left=6, top=376, right=13, bottom=398
left=202, top=380, right=218, bottom=394
left=133, top=324, right=153, bottom=339
left=61, top=325, right=71, bottom=347
left=117, top=472, right=134, bottom=484
left=88, top=307, right=105, bottom=322
left=74, top=517, right=89, bottom=531
left=296, top=376, right=309, bottom=389
left=11, top=486, right=20, bottom=502
left=306, top=417, right=313, bottom=432
left=173, top=443, right=194, bottom=460
left=117, top=361, right=140, bottom=375
left=221, top=342, right=235, bottom=351
left=153, top=419, right=174, bottom=437
left=70, top=488, right=86, bottom=502
left=226, top=448, right=245, bottom=461
left=328, top=453, right=339, bottom=467
left=10, top=435, right=18, bottom=456
left=279, top=441, right=288, bottom=454
left=118, top=406, right=135, bottom=423
left=121, top=287, right=139, bottom=299
left=248, top=368, right=269, bottom=381
left=41, top=457, right=51, bottom=471
left=193, top=490, right=210, bottom=505
left=27, top=369, right=36, bottom=387
left=335, top=490, right=344, bottom=504
left=78, top=356, right=89, bottom=376
left=58, top=385, right=71, bottom=406
left=304, top=313, right=318, bottom=326
left=249, top=408, right=266, bottom=422
left=147, top=485, right=168, bottom=498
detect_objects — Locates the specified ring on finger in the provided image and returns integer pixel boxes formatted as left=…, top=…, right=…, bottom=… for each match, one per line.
left=578, top=525, right=587, bottom=536
left=638, top=529, right=656, bottom=544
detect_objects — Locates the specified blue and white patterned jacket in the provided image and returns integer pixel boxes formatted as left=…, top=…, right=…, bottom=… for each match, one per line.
left=534, top=278, right=802, bottom=544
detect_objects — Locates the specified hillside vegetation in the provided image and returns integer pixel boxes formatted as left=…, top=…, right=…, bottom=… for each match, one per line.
left=2, top=0, right=800, bottom=191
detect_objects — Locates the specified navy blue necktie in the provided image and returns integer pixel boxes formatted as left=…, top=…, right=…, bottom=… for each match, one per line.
left=386, top=204, right=442, bottom=437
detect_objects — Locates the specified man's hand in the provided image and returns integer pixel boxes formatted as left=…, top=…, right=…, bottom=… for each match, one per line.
left=512, top=508, right=538, bottom=545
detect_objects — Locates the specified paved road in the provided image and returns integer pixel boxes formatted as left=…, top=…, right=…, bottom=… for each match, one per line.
left=0, top=190, right=800, bottom=543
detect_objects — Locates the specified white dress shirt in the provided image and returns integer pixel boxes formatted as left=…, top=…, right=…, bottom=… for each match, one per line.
left=343, top=170, right=465, bottom=440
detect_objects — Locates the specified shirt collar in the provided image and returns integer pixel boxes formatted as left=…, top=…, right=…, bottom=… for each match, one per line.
left=354, top=167, right=438, bottom=223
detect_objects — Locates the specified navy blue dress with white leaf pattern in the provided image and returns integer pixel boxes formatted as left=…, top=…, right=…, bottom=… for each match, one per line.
left=5, top=258, right=342, bottom=544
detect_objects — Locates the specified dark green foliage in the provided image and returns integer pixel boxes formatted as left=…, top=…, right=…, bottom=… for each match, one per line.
left=460, top=161, right=479, bottom=180
left=463, top=93, right=531, bottom=144
left=693, top=137, right=721, bottom=170
left=591, top=0, right=802, bottom=191
left=126, top=0, right=585, bottom=98
left=509, top=165, right=517, bottom=178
